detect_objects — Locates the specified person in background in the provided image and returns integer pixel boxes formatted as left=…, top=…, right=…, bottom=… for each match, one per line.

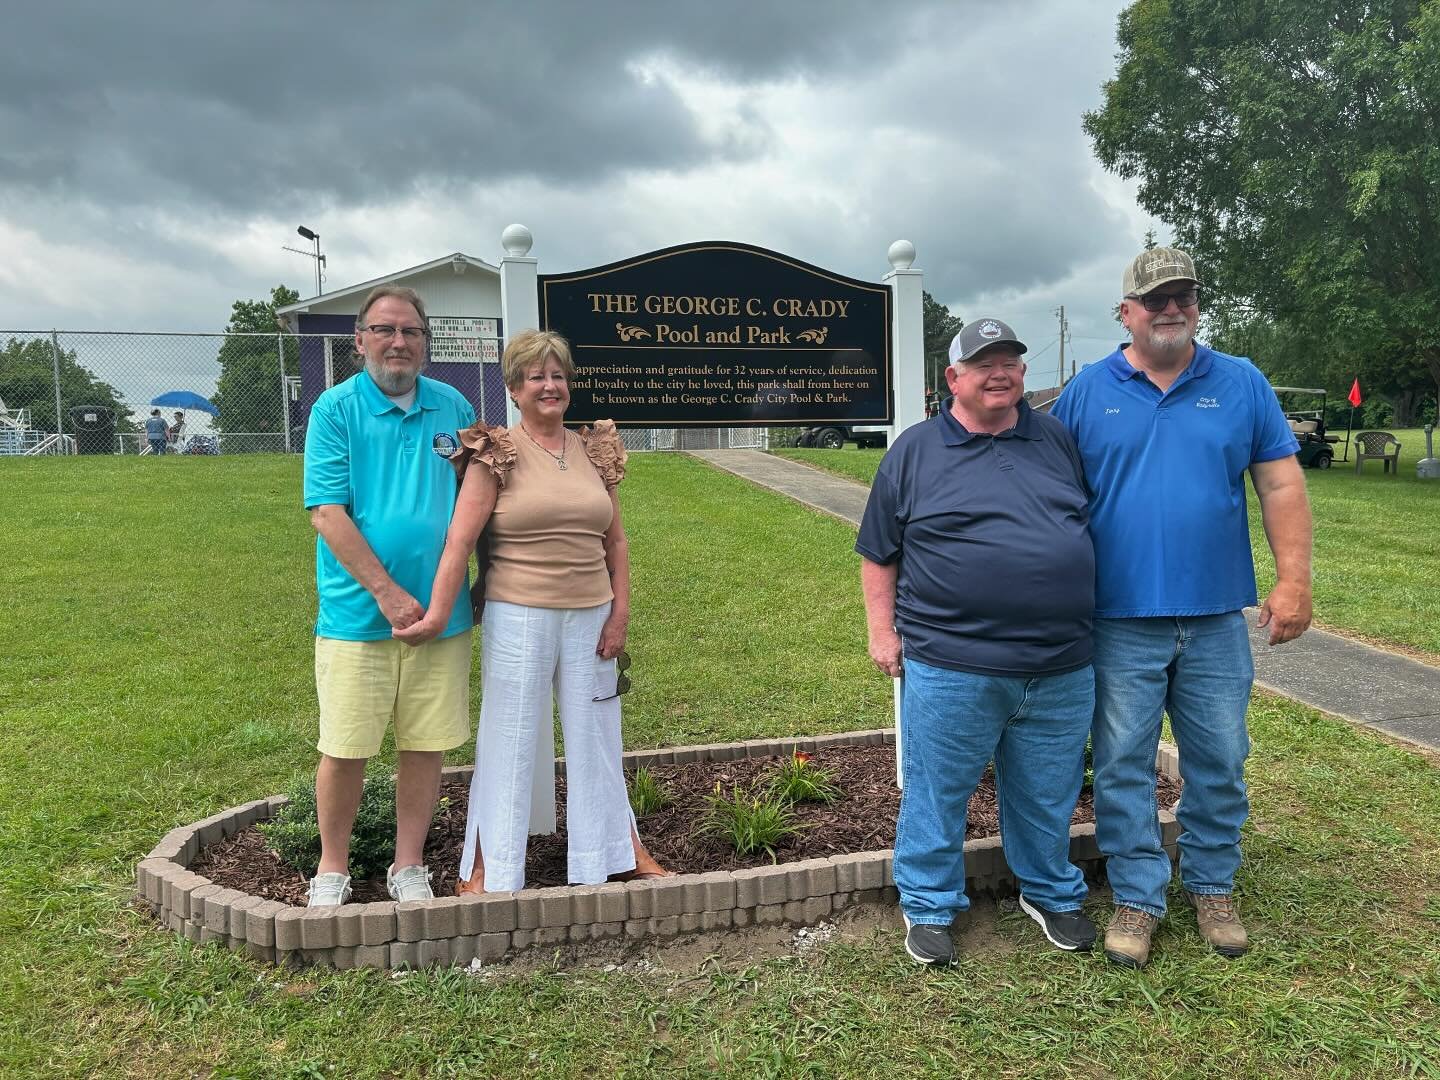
left=145, top=409, right=169, bottom=455
left=167, top=411, right=185, bottom=451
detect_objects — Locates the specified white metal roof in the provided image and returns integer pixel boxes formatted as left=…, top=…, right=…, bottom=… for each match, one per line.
left=275, top=252, right=500, bottom=320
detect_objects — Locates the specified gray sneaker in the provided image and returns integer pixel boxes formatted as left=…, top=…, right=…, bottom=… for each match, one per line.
left=307, top=872, right=352, bottom=908
left=902, top=915, right=955, bottom=966
left=387, top=863, right=434, bottom=902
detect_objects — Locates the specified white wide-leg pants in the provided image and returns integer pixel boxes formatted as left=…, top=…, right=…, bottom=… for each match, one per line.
left=459, top=600, right=636, bottom=891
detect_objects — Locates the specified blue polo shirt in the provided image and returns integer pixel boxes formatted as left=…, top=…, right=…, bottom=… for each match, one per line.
left=856, top=399, right=1094, bottom=677
left=1050, top=343, right=1299, bottom=618
left=303, top=371, right=476, bottom=641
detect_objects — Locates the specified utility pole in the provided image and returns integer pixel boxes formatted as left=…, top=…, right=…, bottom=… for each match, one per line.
left=1056, top=305, right=1068, bottom=386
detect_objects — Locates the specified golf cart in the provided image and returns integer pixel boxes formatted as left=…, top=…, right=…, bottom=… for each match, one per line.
left=1273, top=387, right=1338, bottom=469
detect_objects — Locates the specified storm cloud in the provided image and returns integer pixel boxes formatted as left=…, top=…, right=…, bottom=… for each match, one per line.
left=0, top=0, right=1154, bottom=373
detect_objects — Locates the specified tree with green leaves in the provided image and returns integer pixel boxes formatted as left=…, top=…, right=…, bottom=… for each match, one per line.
left=0, top=337, right=133, bottom=434
left=1085, top=0, right=1440, bottom=419
left=923, top=291, right=964, bottom=397
left=211, top=285, right=299, bottom=433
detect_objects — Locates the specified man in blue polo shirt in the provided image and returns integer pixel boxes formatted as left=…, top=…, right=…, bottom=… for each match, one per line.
left=1052, top=247, right=1312, bottom=968
left=858, top=317, right=1097, bottom=966
left=302, top=285, right=476, bottom=908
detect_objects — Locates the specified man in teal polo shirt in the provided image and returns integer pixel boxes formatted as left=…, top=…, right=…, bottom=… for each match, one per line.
left=302, top=285, right=476, bottom=907
left=1052, top=247, right=1312, bottom=968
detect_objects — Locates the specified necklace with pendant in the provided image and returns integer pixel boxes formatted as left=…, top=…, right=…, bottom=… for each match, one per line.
left=522, top=424, right=567, bottom=470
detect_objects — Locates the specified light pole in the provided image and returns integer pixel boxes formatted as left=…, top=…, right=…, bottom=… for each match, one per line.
left=284, top=225, right=326, bottom=296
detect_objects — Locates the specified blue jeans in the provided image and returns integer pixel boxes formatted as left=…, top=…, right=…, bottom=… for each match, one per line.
left=895, top=658, right=1094, bottom=925
left=1092, top=613, right=1253, bottom=917
left=149, top=438, right=167, bottom=455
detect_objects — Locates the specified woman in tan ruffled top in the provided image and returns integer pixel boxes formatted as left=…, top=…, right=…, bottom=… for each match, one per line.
left=401, top=329, right=666, bottom=892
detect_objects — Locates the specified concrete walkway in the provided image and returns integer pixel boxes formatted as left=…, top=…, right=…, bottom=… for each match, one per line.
left=689, top=449, right=1440, bottom=752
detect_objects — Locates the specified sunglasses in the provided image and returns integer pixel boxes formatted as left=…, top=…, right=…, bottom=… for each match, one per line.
left=593, top=650, right=632, bottom=702
left=1126, top=288, right=1200, bottom=313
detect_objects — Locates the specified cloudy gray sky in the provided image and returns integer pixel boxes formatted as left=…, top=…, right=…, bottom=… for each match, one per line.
left=0, top=0, right=1158, bottom=388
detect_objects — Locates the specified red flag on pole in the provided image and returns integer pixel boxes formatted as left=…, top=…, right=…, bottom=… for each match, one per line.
left=1347, top=378, right=1363, bottom=407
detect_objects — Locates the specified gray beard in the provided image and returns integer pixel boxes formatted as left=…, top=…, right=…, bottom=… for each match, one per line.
left=1146, top=326, right=1193, bottom=353
left=366, top=356, right=420, bottom=395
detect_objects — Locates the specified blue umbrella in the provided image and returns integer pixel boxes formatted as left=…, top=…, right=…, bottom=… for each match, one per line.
left=151, top=390, right=220, bottom=416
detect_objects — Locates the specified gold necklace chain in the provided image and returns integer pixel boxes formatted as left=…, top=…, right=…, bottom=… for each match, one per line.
left=521, top=424, right=568, bottom=470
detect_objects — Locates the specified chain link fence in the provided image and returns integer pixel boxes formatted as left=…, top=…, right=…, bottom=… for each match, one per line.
left=0, top=329, right=767, bottom=457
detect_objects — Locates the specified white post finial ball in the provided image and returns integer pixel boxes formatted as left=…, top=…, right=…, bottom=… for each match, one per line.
left=501, top=224, right=533, bottom=257
left=887, top=240, right=916, bottom=270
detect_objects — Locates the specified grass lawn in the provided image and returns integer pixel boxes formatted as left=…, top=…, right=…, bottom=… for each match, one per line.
left=775, top=444, right=1440, bottom=659
left=3, top=455, right=1439, bottom=1077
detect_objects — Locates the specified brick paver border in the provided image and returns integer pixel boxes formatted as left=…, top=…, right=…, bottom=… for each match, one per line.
left=135, top=731, right=1181, bottom=969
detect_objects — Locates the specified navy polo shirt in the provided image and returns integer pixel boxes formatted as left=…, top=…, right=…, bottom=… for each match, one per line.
left=303, top=371, right=476, bottom=641
left=856, top=399, right=1095, bottom=677
left=1050, top=343, right=1299, bottom=618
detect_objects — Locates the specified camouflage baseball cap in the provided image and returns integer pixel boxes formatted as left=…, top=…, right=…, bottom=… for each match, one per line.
left=948, top=317, right=1028, bottom=364
left=1122, top=246, right=1201, bottom=296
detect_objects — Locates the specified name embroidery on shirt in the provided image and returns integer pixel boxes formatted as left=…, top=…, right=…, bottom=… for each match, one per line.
left=1196, top=397, right=1219, bottom=409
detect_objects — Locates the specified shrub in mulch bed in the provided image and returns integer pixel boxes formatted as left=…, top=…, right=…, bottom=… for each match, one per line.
left=192, top=743, right=1182, bottom=908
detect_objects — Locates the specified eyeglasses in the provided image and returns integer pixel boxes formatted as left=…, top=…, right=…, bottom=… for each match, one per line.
left=593, top=650, right=632, bottom=702
left=363, top=324, right=430, bottom=342
left=1126, top=288, right=1200, bottom=313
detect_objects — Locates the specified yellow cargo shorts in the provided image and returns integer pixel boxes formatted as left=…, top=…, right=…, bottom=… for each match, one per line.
left=314, top=630, right=472, bottom=759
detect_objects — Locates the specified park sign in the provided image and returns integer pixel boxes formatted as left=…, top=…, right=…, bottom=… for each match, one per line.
left=537, top=241, right=892, bottom=426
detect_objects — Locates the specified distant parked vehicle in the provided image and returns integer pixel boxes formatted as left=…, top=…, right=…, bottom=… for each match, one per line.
left=1273, top=386, right=1338, bottom=469
left=796, top=424, right=888, bottom=450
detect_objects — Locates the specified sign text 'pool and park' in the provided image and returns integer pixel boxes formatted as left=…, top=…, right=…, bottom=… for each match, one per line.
left=538, top=242, right=892, bottom=426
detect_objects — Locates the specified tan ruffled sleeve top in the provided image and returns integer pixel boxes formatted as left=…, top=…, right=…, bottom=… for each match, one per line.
left=453, top=419, right=627, bottom=610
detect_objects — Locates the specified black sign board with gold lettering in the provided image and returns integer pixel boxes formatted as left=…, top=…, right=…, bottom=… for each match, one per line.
left=537, top=241, right=891, bottom=426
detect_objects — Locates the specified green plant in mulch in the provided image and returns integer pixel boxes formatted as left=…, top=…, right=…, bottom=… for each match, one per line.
left=628, top=766, right=672, bottom=817
left=258, top=773, right=442, bottom=880
left=698, top=782, right=806, bottom=861
left=764, top=749, right=842, bottom=805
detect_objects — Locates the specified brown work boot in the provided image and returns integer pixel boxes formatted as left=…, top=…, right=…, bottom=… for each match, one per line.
left=1187, top=892, right=1249, bottom=957
left=1104, top=906, right=1159, bottom=969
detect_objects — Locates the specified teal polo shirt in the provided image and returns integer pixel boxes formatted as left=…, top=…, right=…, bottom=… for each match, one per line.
left=303, top=371, right=476, bottom=641
left=1051, top=343, right=1299, bottom=618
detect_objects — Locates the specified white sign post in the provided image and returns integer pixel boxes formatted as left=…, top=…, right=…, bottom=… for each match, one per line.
left=884, top=239, right=924, bottom=790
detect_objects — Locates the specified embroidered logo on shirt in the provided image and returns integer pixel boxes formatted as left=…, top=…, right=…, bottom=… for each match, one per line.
left=1105, top=407, right=1121, bottom=415
left=432, top=432, right=459, bottom=457
left=1196, top=397, right=1219, bottom=409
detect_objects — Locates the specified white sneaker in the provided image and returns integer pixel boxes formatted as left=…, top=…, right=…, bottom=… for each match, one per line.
left=387, top=863, right=434, bottom=902
left=307, top=871, right=352, bottom=907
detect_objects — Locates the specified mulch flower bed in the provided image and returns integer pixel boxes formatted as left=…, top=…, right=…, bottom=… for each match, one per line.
left=194, top=744, right=1181, bottom=908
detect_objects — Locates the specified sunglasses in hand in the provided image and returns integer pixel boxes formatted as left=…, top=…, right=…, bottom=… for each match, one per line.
left=593, top=650, right=632, bottom=702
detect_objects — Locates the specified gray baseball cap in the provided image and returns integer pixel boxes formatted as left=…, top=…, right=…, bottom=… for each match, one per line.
left=1122, top=246, right=1200, bottom=296
left=948, top=317, right=1028, bottom=364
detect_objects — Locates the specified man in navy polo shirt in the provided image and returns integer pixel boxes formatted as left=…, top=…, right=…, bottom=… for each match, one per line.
left=302, top=285, right=476, bottom=908
left=857, top=317, right=1098, bottom=966
left=1052, top=247, right=1312, bottom=968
